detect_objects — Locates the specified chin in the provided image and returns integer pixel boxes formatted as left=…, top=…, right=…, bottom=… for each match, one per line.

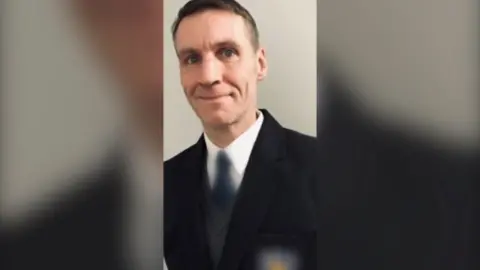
left=200, top=111, right=234, bottom=128
left=204, top=116, right=231, bottom=127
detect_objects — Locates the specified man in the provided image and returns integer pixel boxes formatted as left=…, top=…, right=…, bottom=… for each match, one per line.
left=5, top=1, right=166, bottom=269
left=164, top=1, right=320, bottom=269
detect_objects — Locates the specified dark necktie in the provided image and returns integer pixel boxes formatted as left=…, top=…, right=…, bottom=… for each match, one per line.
left=211, top=150, right=236, bottom=209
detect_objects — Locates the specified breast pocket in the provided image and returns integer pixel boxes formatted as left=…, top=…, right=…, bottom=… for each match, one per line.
left=241, top=232, right=317, bottom=270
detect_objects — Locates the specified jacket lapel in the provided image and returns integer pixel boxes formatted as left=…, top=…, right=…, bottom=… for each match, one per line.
left=217, top=110, right=288, bottom=270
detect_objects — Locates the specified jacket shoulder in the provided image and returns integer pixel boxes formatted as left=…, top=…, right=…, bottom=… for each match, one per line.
left=164, top=144, right=198, bottom=171
left=282, top=128, right=319, bottom=164
left=283, top=128, right=317, bottom=145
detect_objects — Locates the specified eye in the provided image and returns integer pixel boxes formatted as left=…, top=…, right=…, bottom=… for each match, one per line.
left=219, top=48, right=237, bottom=58
left=184, top=54, right=200, bottom=65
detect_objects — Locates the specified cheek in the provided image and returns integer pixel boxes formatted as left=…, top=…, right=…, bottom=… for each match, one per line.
left=224, top=66, right=254, bottom=97
left=180, top=72, right=195, bottom=96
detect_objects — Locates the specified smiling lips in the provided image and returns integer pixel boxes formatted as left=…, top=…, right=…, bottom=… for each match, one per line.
left=198, top=94, right=230, bottom=101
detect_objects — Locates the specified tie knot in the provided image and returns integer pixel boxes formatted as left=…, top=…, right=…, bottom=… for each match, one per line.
left=211, top=150, right=235, bottom=209
left=216, top=150, right=231, bottom=173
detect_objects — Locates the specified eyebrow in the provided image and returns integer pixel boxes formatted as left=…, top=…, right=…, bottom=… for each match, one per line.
left=176, top=39, right=240, bottom=58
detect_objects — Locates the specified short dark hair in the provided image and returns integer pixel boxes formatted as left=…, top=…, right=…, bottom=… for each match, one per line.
left=171, top=0, right=260, bottom=49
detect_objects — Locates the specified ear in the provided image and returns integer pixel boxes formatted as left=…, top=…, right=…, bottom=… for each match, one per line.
left=256, top=47, right=268, bottom=81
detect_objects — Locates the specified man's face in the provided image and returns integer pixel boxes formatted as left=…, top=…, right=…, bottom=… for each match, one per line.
left=175, top=10, right=267, bottom=128
left=72, top=0, right=163, bottom=131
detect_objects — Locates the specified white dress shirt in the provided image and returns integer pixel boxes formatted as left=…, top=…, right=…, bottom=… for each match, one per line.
left=124, top=134, right=166, bottom=270
left=204, top=111, right=264, bottom=190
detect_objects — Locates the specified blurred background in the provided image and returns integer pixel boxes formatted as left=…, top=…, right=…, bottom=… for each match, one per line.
left=1, top=0, right=122, bottom=225
left=1, top=0, right=478, bottom=226
left=317, top=0, right=479, bottom=150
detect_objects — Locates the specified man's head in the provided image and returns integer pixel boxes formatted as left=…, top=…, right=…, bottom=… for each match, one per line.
left=172, top=0, right=267, bottom=130
left=70, top=0, right=163, bottom=138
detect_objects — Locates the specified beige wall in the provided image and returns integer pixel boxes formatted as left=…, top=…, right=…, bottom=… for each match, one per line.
left=163, top=0, right=318, bottom=160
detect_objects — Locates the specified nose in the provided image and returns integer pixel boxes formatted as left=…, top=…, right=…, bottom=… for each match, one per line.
left=198, top=57, right=221, bottom=87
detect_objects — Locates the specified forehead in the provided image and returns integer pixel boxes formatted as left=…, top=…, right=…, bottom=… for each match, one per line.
left=175, top=10, right=250, bottom=50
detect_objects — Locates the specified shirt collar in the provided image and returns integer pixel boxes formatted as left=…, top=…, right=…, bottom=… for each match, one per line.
left=204, top=110, right=264, bottom=176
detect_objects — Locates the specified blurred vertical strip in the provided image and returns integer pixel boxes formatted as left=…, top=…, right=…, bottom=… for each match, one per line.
left=2, top=0, right=165, bottom=269
left=1, top=0, right=6, bottom=267
left=317, top=0, right=480, bottom=269
left=473, top=0, right=480, bottom=267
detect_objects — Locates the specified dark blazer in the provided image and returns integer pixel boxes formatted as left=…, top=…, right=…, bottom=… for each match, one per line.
left=3, top=150, right=129, bottom=270
left=164, top=109, right=320, bottom=270
left=165, top=74, right=476, bottom=270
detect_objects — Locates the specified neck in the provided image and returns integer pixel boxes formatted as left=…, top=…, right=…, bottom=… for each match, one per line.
left=205, top=109, right=257, bottom=148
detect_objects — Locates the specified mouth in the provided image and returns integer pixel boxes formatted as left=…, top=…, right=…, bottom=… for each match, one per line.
left=198, top=94, right=231, bottom=101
